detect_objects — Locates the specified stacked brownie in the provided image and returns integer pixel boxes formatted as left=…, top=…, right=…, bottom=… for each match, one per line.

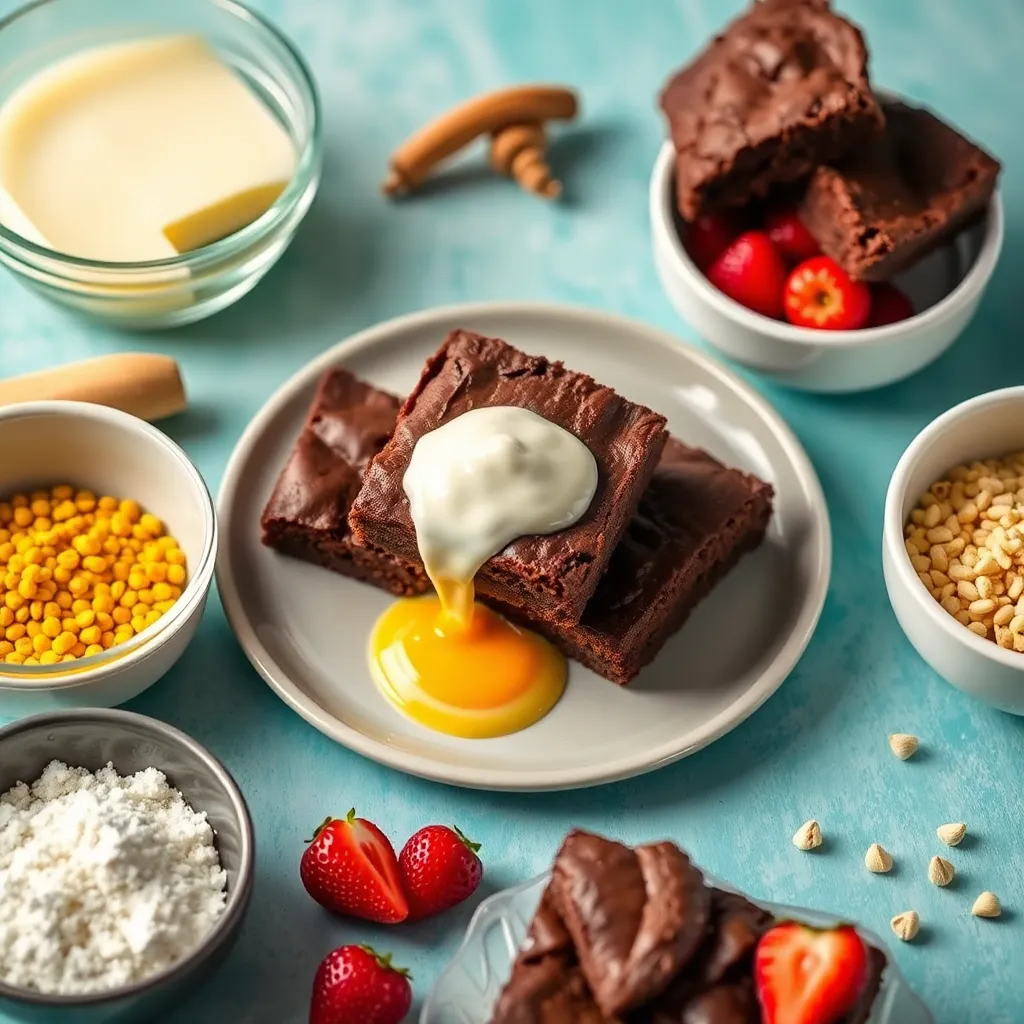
left=487, top=830, right=887, bottom=1024
left=260, top=330, right=773, bottom=685
left=259, top=368, right=429, bottom=597
left=660, top=0, right=1000, bottom=280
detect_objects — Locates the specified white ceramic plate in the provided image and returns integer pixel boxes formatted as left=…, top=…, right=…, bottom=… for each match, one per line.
left=216, top=302, right=830, bottom=791
left=421, top=873, right=932, bottom=1023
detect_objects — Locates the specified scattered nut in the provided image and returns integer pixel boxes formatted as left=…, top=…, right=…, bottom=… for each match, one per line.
left=888, top=733, right=919, bottom=760
left=792, top=820, right=822, bottom=851
left=937, top=822, right=967, bottom=847
left=865, top=843, right=894, bottom=873
left=890, top=910, right=920, bottom=942
left=928, top=856, right=955, bottom=887
left=971, top=892, right=1001, bottom=918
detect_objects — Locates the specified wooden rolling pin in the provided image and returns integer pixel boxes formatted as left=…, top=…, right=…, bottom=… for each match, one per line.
left=0, top=353, right=187, bottom=422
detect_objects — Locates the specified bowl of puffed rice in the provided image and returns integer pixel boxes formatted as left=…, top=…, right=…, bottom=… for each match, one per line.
left=884, top=386, right=1024, bottom=714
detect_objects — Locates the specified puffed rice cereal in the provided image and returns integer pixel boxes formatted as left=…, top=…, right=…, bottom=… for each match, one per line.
left=906, top=455, right=1024, bottom=651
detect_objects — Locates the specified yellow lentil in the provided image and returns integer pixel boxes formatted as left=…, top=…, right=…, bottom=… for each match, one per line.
left=0, top=486, right=187, bottom=666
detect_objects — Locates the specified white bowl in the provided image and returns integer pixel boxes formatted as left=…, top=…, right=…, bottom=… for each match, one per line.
left=650, top=140, right=1004, bottom=393
left=0, top=402, right=216, bottom=719
left=883, top=388, right=1024, bottom=715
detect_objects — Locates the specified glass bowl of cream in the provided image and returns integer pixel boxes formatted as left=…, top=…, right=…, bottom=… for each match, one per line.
left=0, top=0, right=321, bottom=329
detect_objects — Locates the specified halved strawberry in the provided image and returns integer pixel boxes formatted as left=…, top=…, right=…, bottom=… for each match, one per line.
left=754, top=922, right=869, bottom=1024
left=300, top=809, right=409, bottom=924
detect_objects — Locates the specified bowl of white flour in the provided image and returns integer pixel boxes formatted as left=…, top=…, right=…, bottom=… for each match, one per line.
left=0, top=708, right=254, bottom=1023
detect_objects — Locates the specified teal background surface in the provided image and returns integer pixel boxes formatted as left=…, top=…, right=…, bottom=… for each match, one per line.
left=1, top=0, right=1022, bottom=1020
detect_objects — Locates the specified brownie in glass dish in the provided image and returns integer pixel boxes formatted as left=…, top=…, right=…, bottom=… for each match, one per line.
left=260, top=368, right=429, bottom=597
left=799, top=98, right=1002, bottom=281
left=347, top=330, right=669, bottom=626
left=488, top=830, right=889, bottom=1024
left=659, top=0, right=884, bottom=221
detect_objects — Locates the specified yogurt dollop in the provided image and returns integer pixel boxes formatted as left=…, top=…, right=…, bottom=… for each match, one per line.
left=403, top=406, right=598, bottom=621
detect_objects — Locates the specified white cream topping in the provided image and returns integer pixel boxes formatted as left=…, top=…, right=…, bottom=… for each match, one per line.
left=403, top=406, right=598, bottom=586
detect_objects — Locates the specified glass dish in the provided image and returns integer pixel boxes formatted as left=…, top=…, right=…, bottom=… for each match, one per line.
left=0, top=0, right=321, bottom=329
left=421, top=872, right=933, bottom=1024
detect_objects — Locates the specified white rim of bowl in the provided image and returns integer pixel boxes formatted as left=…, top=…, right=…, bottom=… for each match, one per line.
left=883, top=386, right=1024, bottom=673
left=216, top=300, right=832, bottom=791
left=0, top=707, right=254, bottom=1007
left=0, top=401, right=217, bottom=690
left=649, top=141, right=1005, bottom=349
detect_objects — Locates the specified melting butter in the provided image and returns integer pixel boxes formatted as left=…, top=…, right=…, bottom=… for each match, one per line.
left=403, top=406, right=598, bottom=618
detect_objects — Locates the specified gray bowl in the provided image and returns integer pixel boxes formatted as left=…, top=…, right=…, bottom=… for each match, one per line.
left=0, top=709, right=255, bottom=1023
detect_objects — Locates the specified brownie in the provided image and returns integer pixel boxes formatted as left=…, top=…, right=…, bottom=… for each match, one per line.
left=260, top=368, right=429, bottom=597
left=660, top=0, right=883, bottom=221
left=799, top=98, right=1001, bottom=281
left=488, top=831, right=891, bottom=1024
left=490, top=884, right=613, bottom=1024
left=498, top=440, right=773, bottom=685
left=347, top=331, right=669, bottom=625
left=551, top=831, right=711, bottom=1018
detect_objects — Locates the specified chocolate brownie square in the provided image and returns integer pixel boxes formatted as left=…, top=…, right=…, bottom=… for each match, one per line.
left=498, top=440, right=774, bottom=685
left=347, top=330, right=668, bottom=625
left=799, top=98, right=1001, bottom=281
left=660, top=0, right=883, bottom=221
left=260, top=368, right=429, bottom=596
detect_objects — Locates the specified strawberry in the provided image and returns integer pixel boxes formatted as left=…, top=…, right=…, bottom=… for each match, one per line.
left=398, top=825, right=483, bottom=921
left=301, top=809, right=409, bottom=924
left=684, top=211, right=744, bottom=270
left=764, top=205, right=820, bottom=263
left=783, top=255, right=871, bottom=330
left=309, top=945, right=412, bottom=1024
left=866, top=282, right=914, bottom=327
left=706, top=230, right=787, bottom=319
left=754, top=922, right=869, bottom=1024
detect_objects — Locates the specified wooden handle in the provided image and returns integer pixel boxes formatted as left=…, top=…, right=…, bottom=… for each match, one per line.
left=382, top=85, right=579, bottom=195
left=0, top=354, right=187, bottom=422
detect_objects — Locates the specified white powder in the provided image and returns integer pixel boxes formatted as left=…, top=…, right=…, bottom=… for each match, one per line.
left=0, top=759, right=228, bottom=995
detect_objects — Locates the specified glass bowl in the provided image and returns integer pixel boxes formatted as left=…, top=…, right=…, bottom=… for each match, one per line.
left=0, top=0, right=321, bottom=329
left=422, top=872, right=933, bottom=1024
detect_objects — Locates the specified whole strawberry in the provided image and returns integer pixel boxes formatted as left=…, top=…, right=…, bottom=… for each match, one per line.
left=310, top=945, right=411, bottom=1024
left=706, top=230, right=788, bottom=319
left=301, top=809, right=409, bottom=924
left=866, top=282, right=914, bottom=327
left=783, top=255, right=871, bottom=331
left=399, top=825, right=483, bottom=921
left=764, top=204, right=820, bottom=264
left=684, top=211, right=743, bottom=270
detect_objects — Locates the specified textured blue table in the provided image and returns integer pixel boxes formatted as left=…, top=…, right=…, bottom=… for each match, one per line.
left=1, top=1, right=1022, bottom=1021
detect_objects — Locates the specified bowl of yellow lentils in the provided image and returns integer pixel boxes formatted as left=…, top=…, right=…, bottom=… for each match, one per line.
left=0, top=401, right=216, bottom=718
